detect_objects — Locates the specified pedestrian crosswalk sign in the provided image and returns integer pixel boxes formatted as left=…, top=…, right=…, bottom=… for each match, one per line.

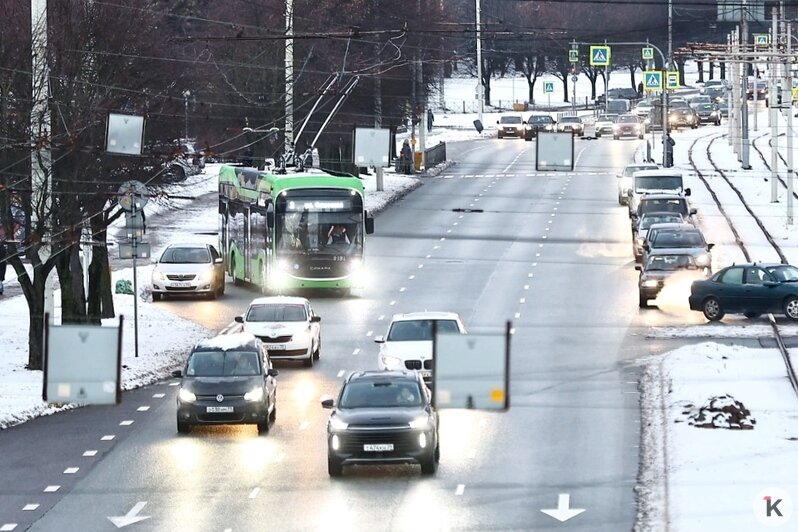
left=792, top=86, right=798, bottom=101
left=544, top=82, right=555, bottom=93
left=568, top=49, right=579, bottom=63
left=589, top=46, right=611, bottom=67
left=754, top=34, right=770, bottom=47
left=665, top=71, right=680, bottom=90
left=642, top=47, right=654, bottom=61
left=644, top=71, right=663, bottom=91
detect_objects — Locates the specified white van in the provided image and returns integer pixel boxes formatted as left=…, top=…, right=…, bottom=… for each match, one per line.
left=606, top=98, right=631, bottom=114
left=627, top=169, right=689, bottom=216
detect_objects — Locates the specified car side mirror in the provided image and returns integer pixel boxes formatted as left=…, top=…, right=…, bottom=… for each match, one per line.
left=365, top=212, right=374, bottom=235
left=171, top=370, right=182, bottom=378
left=234, top=316, right=244, bottom=323
left=214, top=257, right=223, bottom=264
left=643, top=243, right=650, bottom=251
left=374, top=336, right=385, bottom=343
left=267, top=368, right=279, bottom=377
left=321, top=398, right=334, bottom=409
left=635, top=265, right=642, bottom=271
left=684, top=188, right=691, bottom=196
left=496, top=120, right=500, bottom=124
left=707, top=243, right=715, bottom=250
left=311, top=316, right=321, bottom=323
left=690, top=208, right=698, bottom=215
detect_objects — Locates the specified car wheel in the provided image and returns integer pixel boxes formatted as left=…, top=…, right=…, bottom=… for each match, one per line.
left=784, top=296, right=798, bottom=320
left=498, top=134, right=503, bottom=139
left=434, top=442, right=440, bottom=462
left=231, top=257, right=242, bottom=286
left=638, top=134, right=644, bottom=139
left=218, top=281, right=225, bottom=296
left=639, top=293, right=648, bottom=308
left=152, top=292, right=162, bottom=302
left=420, top=450, right=438, bottom=475
left=269, top=400, right=277, bottom=424
left=208, top=287, right=217, bottom=300
left=715, top=120, right=721, bottom=126
left=313, top=337, right=321, bottom=360
left=743, top=312, right=761, bottom=319
left=702, top=296, right=725, bottom=321
left=328, top=454, right=343, bottom=477
left=257, top=419, right=270, bottom=435
left=177, top=420, right=191, bottom=434
left=304, top=350, right=315, bottom=368
left=596, top=133, right=601, bottom=138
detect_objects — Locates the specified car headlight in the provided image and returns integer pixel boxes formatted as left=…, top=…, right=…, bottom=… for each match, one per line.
left=695, top=254, right=711, bottom=267
left=196, top=267, right=214, bottom=282
left=329, top=416, right=348, bottom=431
left=642, top=279, right=659, bottom=288
left=178, top=388, right=196, bottom=403
left=409, top=415, right=432, bottom=429
left=244, top=387, right=264, bottom=402
left=153, top=270, right=165, bottom=282
left=380, top=355, right=403, bottom=370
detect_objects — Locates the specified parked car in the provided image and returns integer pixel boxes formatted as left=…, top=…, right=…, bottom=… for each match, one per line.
left=497, top=115, right=524, bottom=139
left=235, top=296, right=321, bottom=368
left=151, top=243, right=225, bottom=301
left=375, top=311, right=466, bottom=385
left=632, top=212, right=685, bottom=262
left=556, top=115, right=584, bottom=136
left=323, top=370, right=439, bottom=476
left=594, top=114, right=616, bottom=137
left=636, top=250, right=712, bottom=308
left=613, top=114, right=644, bottom=139
left=173, top=332, right=278, bottom=434
left=617, top=163, right=660, bottom=206
left=523, top=114, right=556, bottom=140
left=694, top=103, right=722, bottom=126
left=688, top=263, right=798, bottom=321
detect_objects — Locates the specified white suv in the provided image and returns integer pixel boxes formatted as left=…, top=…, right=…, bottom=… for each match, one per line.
left=235, top=296, right=321, bottom=368
left=375, top=312, right=467, bottom=383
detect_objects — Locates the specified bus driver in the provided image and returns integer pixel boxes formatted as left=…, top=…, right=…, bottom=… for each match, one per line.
left=327, top=225, right=350, bottom=245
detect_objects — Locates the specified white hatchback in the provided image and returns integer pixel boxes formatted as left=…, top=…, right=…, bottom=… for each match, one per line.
left=235, top=296, right=321, bottom=368
left=375, top=312, right=467, bottom=383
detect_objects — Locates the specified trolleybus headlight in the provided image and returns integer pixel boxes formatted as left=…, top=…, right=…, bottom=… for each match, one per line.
left=271, top=269, right=290, bottom=289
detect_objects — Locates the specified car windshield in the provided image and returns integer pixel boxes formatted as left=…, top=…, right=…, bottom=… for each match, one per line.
left=246, top=304, right=307, bottom=322
left=697, top=104, right=715, bottom=111
left=618, top=115, right=638, bottom=123
left=670, top=101, right=689, bottom=109
left=560, top=117, right=580, bottom=123
left=386, top=319, right=460, bottom=341
left=765, top=265, right=798, bottom=282
left=501, top=116, right=522, bottom=124
left=597, top=115, right=612, bottom=122
left=652, top=231, right=705, bottom=248
left=645, top=254, right=694, bottom=271
left=640, top=198, right=687, bottom=215
left=623, top=165, right=658, bottom=178
left=159, top=247, right=210, bottom=264
left=339, top=381, right=423, bottom=408
left=640, top=214, right=683, bottom=230
left=635, top=176, right=682, bottom=191
left=528, top=116, right=551, bottom=124
left=186, top=350, right=261, bottom=377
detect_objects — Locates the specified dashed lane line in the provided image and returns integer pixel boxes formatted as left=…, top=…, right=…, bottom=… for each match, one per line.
left=43, top=486, right=59, bottom=493
left=83, top=450, right=98, bottom=457
left=455, top=484, right=466, bottom=496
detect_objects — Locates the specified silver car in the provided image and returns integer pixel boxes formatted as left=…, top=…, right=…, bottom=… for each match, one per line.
left=151, top=243, right=226, bottom=300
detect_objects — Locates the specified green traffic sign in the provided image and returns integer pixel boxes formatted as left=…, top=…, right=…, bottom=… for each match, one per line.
left=665, top=71, right=680, bottom=90
left=643, top=71, right=663, bottom=91
left=589, top=46, right=611, bottom=67
left=544, top=82, right=555, bottom=94
left=754, top=34, right=770, bottom=47
left=568, top=49, right=579, bottom=63
left=642, top=47, right=654, bottom=61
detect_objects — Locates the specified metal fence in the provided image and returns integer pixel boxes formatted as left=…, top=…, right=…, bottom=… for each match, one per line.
left=441, top=98, right=596, bottom=114
left=425, top=142, right=446, bottom=168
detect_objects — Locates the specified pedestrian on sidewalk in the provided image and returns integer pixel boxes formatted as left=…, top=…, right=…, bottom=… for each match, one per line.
left=427, top=109, right=434, bottom=132
left=0, top=242, right=7, bottom=295
left=400, top=139, right=413, bottom=175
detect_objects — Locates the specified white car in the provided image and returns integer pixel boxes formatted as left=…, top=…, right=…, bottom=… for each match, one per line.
left=235, top=296, right=321, bottom=368
left=151, top=243, right=225, bottom=301
left=616, top=163, right=659, bottom=206
left=375, top=312, right=467, bottom=383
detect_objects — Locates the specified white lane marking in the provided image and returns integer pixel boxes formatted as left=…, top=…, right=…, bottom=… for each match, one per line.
left=101, top=435, right=115, bottom=441
left=378, top=315, right=385, bottom=320
left=532, top=262, right=538, bottom=267
left=22, top=504, right=39, bottom=511
left=119, top=420, right=134, bottom=426
left=399, top=287, right=406, bottom=292
left=389, top=300, right=396, bottom=306
left=453, top=222, right=459, bottom=226
left=538, top=244, right=544, bottom=248
left=64, top=467, right=79, bottom=474
left=459, top=215, right=464, bottom=219
left=43, top=485, right=60, bottom=493
left=299, top=421, right=309, bottom=431
left=352, top=348, right=360, bottom=355
left=446, top=229, right=452, bottom=233
left=469, top=203, right=474, bottom=207
left=248, top=487, right=260, bottom=499
left=409, top=275, right=415, bottom=280
left=515, top=313, right=521, bottom=319
left=83, top=450, right=98, bottom=457
left=440, top=237, right=446, bottom=241
left=543, top=233, right=548, bottom=237
left=168, top=382, right=179, bottom=387
left=366, top=331, right=373, bottom=337
left=528, top=273, right=534, bottom=278
left=418, top=264, right=424, bottom=269
left=536, top=253, right=541, bottom=257
left=474, top=198, right=480, bottom=202
left=510, top=328, right=516, bottom=335
left=224, top=529, right=232, bottom=532
left=426, top=254, right=431, bottom=259
left=152, top=393, right=165, bottom=399
left=575, top=146, right=587, bottom=166
left=524, top=285, right=530, bottom=290
left=455, top=484, right=466, bottom=496
left=553, top=207, right=558, bottom=211
left=433, top=245, right=440, bottom=250
left=556, top=201, right=560, bottom=205
left=137, top=406, right=150, bottom=412
left=520, top=298, right=526, bottom=304
left=337, top=370, right=345, bottom=378
left=0, top=524, right=18, bottom=531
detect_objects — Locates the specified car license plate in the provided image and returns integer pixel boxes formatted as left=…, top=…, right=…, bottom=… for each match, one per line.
left=420, top=370, right=432, bottom=379
left=363, top=444, right=394, bottom=452
left=206, top=406, right=234, bottom=413
left=266, top=344, right=286, bottom=350
left=171, top=282, right=191, bottom=288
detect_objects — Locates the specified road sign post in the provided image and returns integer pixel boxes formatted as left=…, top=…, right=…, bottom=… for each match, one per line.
left=544, top=81, right=554, bottom=108
left=117, top=180, right=149, bottom=358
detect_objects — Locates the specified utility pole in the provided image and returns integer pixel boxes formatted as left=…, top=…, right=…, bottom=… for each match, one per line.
left=182, top=89, right=190, bottom=141
left=786, top=21, right=794, bottom=224
left=476, top=0, right=483, bottom=124
left=741, top=0, right=751, bottom=169
left=285, top=0, right=294, bottom=155
left=771, top=7, right=779, bottom=203
left=31, top=0, right=54, bottom=334
left=418, top=57, right=426, bottom=169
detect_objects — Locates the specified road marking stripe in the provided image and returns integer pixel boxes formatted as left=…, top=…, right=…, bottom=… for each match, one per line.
left=64, top=467, right=79, bottom=474
left=425, top=254, right=431, bottom=259
left=399, top=287, right=406, bottom=292
left=137, top=406, right=150, bottom=412
left=83, top=450, right=98, bottom=457
left=119, top=420, right=134, bottom=426
left=248, top=487, right=260, bottom=499
left=418, top=264, right=424, bottom=269
left=0, top=524, right=18, bottom=531
left=352, top=348, right=360, bottom=355
left=378, top=315, right=385, bottom=320
left=524, top=285, right=530, bottom=290
left=152, top=393, right=165, bottom=398
left=366, top=331, right=373, bottom=337
left=456, top=484, right=466, bottom=496
left=440, top=237, right=446, bottom=241
left=101, top=435, right=115, bottom=441
left=43, top=486, right=59, bottom=493
left=390, top=300, right=396, bottom=306
left=168, top=382, right=179, bottom=386
left=519, top=298, right=526, bottom=304
left=446, top=229, right=452, bottom=233
left=409, top=275, right=415, bottom=280
left=337, top=370, right=345, bottom=378
left=515, top=313, right=521, bottom=319
left=510, top=328, right=516, bottom=335
left=22, top=504, right=39, bottom=511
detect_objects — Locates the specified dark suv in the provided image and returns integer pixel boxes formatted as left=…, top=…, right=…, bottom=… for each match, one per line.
left=523, top=114, right=556, bottom=140
left=173, top=332, right=278, bottom=435
left=322, top=371, right=439, bottom=476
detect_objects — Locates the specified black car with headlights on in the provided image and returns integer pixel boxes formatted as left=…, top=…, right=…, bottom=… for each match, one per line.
left=694, top=103, right=722, bottom=126
left=173, top=332, right=278, bottom=435
left=523, top=114, right=556, bottom=140
left=322, top=370, right=439, bottom=477
left=636, top=250, right=711, bottom=308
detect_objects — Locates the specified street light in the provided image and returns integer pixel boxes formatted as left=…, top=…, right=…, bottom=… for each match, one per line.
left=182, top=89, right=190, bottom=141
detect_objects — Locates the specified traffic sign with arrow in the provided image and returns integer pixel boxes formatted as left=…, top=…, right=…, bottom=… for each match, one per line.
left=643, top=71, right=663, bottom=91
left=589, top=46, right=610, bottom=67
left=540, top=493, right=586, bottom=522
left=108, top=501, right=151, bottom=528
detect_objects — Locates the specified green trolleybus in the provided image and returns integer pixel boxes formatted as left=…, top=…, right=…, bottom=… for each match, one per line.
left=218, top=165, right=374, bottom=292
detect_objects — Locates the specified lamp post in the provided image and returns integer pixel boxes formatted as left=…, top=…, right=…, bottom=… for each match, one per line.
left=182, top=89, right=190, bottom=141
left=476, top=0, right=483, bottom=124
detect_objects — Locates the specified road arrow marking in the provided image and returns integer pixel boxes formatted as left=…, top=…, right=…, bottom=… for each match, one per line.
left=540, top=493, right=586, bottom=522
left=108, top=501, right=151, bottom=528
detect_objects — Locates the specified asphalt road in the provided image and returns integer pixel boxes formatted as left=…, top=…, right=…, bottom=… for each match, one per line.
left=0, top=135, right=701, bottom=531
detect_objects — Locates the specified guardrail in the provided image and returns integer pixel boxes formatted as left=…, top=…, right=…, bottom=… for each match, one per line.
left=769, top=314, right=798, bottom=396
left=425, top=142, right=446, bottom=168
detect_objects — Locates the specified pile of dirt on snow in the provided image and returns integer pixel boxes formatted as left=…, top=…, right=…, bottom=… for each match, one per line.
left=678, top=394, right=756, bottom=430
